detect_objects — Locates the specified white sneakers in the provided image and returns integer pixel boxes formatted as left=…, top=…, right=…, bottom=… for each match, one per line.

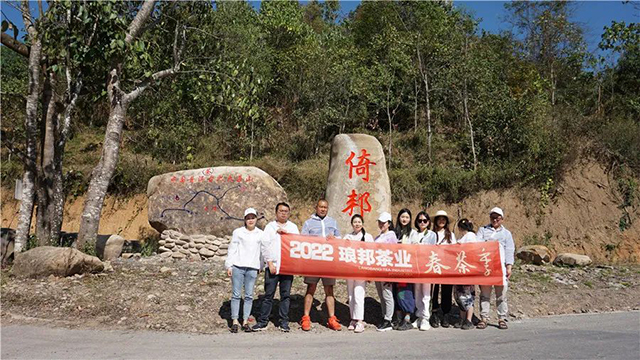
left=413, top=317, right=431, bottom=331
left=347, top=320, right=356, bottom=331
left=354, top=322, right=365, bottom=333
left=419, top=318, right=431, bottom=331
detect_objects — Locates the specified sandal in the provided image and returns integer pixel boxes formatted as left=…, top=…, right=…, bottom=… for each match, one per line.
left=498, top=320, right=508, bottom=330
left=476, top=319, right=487, bottom=329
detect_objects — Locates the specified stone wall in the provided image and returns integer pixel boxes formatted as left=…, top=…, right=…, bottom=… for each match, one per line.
left=158, top=230, right=229, bottom=261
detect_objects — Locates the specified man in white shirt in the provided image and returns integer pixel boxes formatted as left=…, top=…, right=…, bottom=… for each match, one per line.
left=476, top=207, right=515, bottom=330
left=252, top=202, right=299, bottom=332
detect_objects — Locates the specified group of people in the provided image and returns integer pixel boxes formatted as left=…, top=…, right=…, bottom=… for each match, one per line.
left=224, top=199, right=515, bottom=334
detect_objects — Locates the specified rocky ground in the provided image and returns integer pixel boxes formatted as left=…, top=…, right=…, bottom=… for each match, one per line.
left=2, top=256, right=639, bottom=334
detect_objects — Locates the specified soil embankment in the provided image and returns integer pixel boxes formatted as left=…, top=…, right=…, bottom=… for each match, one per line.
left=2, top=160, right=638, bottom=263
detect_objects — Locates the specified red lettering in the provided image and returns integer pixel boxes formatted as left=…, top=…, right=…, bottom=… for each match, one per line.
left=345, top=149, right=376, bottom=182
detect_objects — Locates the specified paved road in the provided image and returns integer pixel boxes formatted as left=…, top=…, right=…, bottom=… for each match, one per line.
left=2, top=312, right=639, bottom=359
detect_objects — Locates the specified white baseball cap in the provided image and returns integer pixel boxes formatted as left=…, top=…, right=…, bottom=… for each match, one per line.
left=244, top=208, right=258, bottom=217
left=490, top=207, right=504, bottom=218
left=377, top=211, right=392, bottom=223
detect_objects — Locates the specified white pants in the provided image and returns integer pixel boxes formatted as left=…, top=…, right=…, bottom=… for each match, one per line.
left=347, top=279, right=367, bottom=321
left=415, top=283, right=432, bottom=320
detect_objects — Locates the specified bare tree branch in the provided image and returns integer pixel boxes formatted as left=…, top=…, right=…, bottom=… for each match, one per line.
left=1, top=32, right=29, bottom=57
left=20, top=0, right=36, bottom=40
left=125, top=0, right=157, bottom=44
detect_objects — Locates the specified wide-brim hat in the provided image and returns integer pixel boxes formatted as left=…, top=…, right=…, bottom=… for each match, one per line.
left=433, top=210, right=450, bottom=222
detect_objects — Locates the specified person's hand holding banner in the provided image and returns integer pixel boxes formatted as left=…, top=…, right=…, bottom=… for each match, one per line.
left=279, top=234, right=505, bottom=285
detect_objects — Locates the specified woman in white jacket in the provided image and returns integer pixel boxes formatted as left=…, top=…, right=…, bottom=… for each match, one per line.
left=344, top=214, right=374, bottom=333
left=410, top=211, right=437, bottom=331
left=225, top=208, right=264, bottom=333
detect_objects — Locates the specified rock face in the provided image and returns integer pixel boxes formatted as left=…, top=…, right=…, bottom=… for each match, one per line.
left=147, top=166, right=287, bottom=236
left=326, top=134, right=391, bottom=234
left=13, top=246, right=104, bottom=278
left=517, top=245, right=552, bottom=265
left=103, top=235, right=125, bottom=261
left=553, top=253, right=593, bottom=267
left=159, top=230, right=229, bottom=261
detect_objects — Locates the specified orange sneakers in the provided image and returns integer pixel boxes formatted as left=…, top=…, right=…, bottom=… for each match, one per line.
left=327, top=316, right=342, bottom=331
left=300, top=315, right=312, bottom=331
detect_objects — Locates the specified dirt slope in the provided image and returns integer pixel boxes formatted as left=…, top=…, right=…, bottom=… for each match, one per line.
left=2, top=160, right=638, bottom=263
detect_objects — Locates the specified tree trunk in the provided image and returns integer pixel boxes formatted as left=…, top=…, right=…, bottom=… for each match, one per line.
left=423, top=73, right=433, bottom=163
left=77, top=70, right=127, bottom=250
left=36, top=72, right=60, bottom=245
left=413, top=78, right=418, bottom=133
left=386, top=84, right=393, bottom=170
left=14, top=7, right=43, bottom=252
left=463, top=36, right=477, bottom=171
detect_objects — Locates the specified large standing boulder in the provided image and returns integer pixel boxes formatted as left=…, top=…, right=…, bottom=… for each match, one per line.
left=103, top=235, right=125, bottom=261
left=517, top=245, right=552, bottom=265
left=13, top=246, right=104, bottom=278
left=147, top=166, right=287, bottom=236
left=553, top=253, right=593, bottom=267
left=326, top=134, right=391, bottom=234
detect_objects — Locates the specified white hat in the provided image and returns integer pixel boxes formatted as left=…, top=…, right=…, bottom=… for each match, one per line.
left=433, top=210, right=450, bottom=221
left=377, top=211, right=392, bottom=223
left=244, top=208, right=258, bottom=217
left=490, top=207, right=504, bottom=218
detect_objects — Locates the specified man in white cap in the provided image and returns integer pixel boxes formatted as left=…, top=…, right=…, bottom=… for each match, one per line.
left=475, top=207, right=515, bottom=330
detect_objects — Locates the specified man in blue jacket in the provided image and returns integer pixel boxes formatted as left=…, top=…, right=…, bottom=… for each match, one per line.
left=299, top=199, right=342, bottom=331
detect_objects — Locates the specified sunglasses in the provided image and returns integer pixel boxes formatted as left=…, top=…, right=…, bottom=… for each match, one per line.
left=417, top=219, right=429, bottom=223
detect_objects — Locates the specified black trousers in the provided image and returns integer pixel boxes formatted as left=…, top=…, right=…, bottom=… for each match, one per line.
left=431, top=284, right=453, bottom=315
left=257, top=268, right=293, bottom=325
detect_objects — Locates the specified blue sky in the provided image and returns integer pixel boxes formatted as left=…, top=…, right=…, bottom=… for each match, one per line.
left=3, top=1, right=638, bottom=58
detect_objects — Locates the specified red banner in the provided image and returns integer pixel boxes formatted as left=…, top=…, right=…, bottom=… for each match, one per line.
left=279, top=234, right=504, bottom=285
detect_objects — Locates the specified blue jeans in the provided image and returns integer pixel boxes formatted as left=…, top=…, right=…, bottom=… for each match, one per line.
left=231, top=266, right=258, bottom=321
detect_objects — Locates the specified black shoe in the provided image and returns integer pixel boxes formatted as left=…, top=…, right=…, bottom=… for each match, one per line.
left=461, top=319, right=474, bottom=330
left=429, top=313, right=440, bottom=328
left=230, top=323, right=239, bottom=333
left=441, top=315, right=450, bottom=328
left=452, top=317, right=463, bottom=328
left=242, top=324, right=252, bottom=332
left=279, top=322, right=290, bottom=332
left=252, top=322, right=268, bottom=331
left=396, top=320, right=413, bottom=331
left=376, top=320, right=393, bottom=332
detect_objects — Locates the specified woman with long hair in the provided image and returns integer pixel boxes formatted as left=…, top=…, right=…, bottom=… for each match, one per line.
left=225, top=208, right=264, bottom=333
left=374, top=212, right=397, bottom=332
left=430, top=210, right=457, bottom=328
left=410, top=211, right=437, bottom=331
left=393, top=208, right=416, bottom=331
left=344, top=214, right=374, bottom=333
left=454, top=218, right=477, bottom=330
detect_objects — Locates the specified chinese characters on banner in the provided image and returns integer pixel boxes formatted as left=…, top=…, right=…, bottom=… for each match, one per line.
left=342, top=149, right=376, bottom=218
left=279, top=234, right=505, bottom=285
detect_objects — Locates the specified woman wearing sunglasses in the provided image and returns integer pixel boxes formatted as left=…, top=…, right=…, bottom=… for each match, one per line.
left=410, top=211, right=437, bottom=331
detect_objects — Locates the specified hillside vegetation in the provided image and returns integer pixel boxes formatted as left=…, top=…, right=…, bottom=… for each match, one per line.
left=1, top=1, right=638, bottom=248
